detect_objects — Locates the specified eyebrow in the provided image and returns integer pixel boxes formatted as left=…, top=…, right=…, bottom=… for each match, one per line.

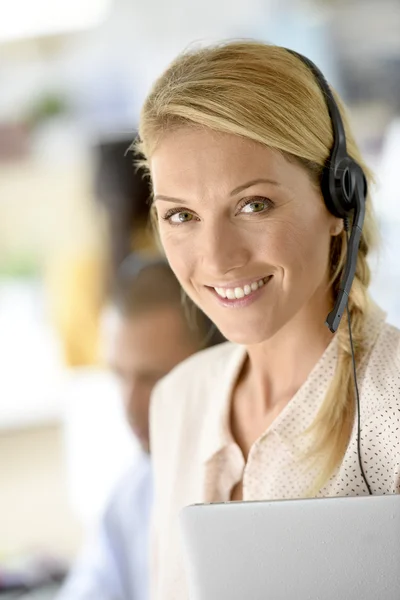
left=153, top=178, right=281, bottom=204
left=229, top=178, right=281, bottom=196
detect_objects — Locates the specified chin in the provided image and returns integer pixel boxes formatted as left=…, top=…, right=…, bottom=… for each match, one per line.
left=139, top=440, right=151, bottom=454
left=131, top=427, right=151, bottom=454
left=217, top=320, right=281, bottom=346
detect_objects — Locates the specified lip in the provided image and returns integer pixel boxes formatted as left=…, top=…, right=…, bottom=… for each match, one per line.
left=207, top=275, right=272, bottom=308
left=207, top=275, right=270, bottom=290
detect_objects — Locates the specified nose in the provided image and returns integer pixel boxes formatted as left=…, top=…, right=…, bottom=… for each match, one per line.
left=199, top=218, right=250, bottom=277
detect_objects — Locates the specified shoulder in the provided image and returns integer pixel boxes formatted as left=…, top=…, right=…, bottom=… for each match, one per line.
left=359, top=320, right=400, bottom=490
left=162, top=340, right=241, bottom=382
left=363, top=319, right=400, bottom=419
left=367, top=320, right=400, bottom=388
left=149, top=342, right=244, bottom=460
left=150, top=341, right=243, bottom=414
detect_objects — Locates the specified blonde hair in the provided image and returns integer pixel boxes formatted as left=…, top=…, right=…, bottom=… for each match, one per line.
left=136, top=40, right=378, bottom=491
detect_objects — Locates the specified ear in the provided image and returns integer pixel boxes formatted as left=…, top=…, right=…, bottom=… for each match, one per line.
left=330, top=218, right=344, bottom=237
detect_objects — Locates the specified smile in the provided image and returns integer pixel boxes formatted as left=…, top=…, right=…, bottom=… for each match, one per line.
left=207, top=275, right=272, bottom=308
left=214, top=276, right=270, bottom=299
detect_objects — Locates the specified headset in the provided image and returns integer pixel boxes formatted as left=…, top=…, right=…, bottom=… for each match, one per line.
left=286, top=49, right=372, bottom=495
left=287, top=49, right=367, bottom=334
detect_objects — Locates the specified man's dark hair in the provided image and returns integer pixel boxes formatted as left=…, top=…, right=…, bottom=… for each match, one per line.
left=94, top=136, right=152, bottom=274
left=111, top=253, right=225, bottom=349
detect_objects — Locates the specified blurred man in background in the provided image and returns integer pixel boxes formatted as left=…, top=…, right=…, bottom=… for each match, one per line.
left=57, top=255, right=224, bottom=600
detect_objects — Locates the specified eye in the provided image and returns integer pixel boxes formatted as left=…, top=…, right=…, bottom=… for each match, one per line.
left=161, top=208, right=197, bottom=225
left=238, top=197, right=272, bottom=214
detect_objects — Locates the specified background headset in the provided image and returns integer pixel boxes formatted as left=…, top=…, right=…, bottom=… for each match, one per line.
left=286, top=49, right=372, bottom=495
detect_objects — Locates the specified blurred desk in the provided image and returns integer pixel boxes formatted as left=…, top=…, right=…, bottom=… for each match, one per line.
left=0, top=424, right=82, bottom=560
left=0, top=367, right=136, bottom=563
left=0, top=279, right=65, bottom=432
left=0, top=585, right=60, bottom=599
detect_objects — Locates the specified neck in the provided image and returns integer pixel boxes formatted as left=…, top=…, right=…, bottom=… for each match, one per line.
left=244, top=287, right=334, bottom=413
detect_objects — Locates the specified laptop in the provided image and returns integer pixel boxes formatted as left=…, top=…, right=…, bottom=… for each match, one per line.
left=179, top=495, right=400, bottom=600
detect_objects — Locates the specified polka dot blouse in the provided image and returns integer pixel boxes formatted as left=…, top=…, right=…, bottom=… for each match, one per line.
left=149, top=303, right=400, bottom=600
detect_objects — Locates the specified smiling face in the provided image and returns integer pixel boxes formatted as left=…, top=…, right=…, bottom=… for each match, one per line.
left=151, top=128, right=342, bottom=345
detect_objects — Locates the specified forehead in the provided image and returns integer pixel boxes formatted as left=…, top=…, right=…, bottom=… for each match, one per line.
left=150, top=128, right=294, bottom=196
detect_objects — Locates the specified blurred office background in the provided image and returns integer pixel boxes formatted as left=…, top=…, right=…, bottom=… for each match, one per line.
left=0, top=0, right=399, bottom=596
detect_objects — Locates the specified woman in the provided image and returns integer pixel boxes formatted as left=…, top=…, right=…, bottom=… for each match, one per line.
left=135, top=41, right=400, bottom=599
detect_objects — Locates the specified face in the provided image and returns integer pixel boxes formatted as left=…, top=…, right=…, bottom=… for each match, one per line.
left=106, top=306, right=199, bottom=452
left=151, top=128, right=342, bottom=346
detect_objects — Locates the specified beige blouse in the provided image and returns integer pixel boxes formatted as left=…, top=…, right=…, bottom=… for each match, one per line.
left=149, top=304, right=400, bottom=600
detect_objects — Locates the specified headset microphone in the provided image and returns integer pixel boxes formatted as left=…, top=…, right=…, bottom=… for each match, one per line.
left=286, top=49, right=368, bottom=335
left=326, top=169, right=366, bottom=333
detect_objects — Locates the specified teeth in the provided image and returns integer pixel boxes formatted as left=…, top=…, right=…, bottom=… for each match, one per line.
left=214, top=277, right=269, bottom=299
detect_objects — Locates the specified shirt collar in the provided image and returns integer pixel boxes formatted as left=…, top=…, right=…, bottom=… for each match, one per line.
left=199, top=344, right=247, bottom=464
left=199, top=301, right=387, bottom=464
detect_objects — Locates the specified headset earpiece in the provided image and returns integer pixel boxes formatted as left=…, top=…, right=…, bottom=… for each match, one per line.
left=285, top=48, right=367, bottom=334
left=321, top=155, right=367, bottom=219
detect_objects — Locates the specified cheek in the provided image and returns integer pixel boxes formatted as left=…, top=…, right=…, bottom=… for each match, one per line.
left=158, top=222, right=181, bottom=255
left=262, top=218, right=312, bottom=263
left=265, top=216, right=331, bottom=280
left=158, top=227, right=196, bottom=279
